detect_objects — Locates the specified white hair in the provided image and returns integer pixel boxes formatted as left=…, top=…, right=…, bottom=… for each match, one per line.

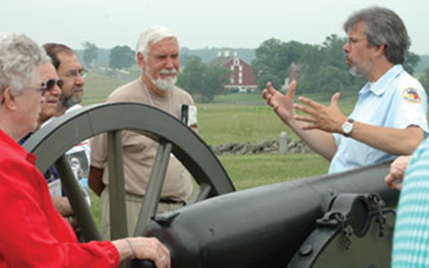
left=135, top=26, right=179, bottom=59
left=0, top=33, right=49, bottom=95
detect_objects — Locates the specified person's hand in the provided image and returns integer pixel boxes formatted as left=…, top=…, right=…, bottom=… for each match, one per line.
left=385, top=155, right=411, bottom=191
left=115, top=237, right=171, bottom=268
left=88, top=166, right=105, bottom=197
left=293, top=92, right=347, bottom=133
left=64, top=215, right=80, bottom=230
left=52, top=196, right=73, bottom=216
left=262, top=80, right=297, bottom=124
left=134, top=237, right=170, bottom=268
left=51, top=197, right=81, bottom=231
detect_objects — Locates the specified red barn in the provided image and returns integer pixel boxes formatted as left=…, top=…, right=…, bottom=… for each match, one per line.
left=208, top=50, right=258, bottom=93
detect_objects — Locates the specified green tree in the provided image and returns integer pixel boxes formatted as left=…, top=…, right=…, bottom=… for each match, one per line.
left=404, top=39, right=420, bottom=75
left=298, top=35, right=365, bottom=94
left=109, top=45, right=136, bottom=69
left=200, top=66, right=230, bottom=102
left=177, top=55, right=230, bottom=102
left=82, top=42, right=98, bottom=68
left=255, top=73, right=281, bottom=91
left=252, top=38, right=311, bottom=91
left=320, top=34, right=348, bottom=69
left=177, top=55, right=205, bottom=96
left=419, top=68, right=429, bottom=90
left=180, top=53, right=192, bottom=67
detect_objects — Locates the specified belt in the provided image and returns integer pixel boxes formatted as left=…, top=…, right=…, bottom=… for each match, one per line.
left=159, top=198, right=185, bottom=204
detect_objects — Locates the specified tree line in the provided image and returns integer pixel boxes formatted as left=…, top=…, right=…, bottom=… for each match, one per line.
left=81, top=35, right=429, bottom=102
left=81, top=42, right=136, bottom=70
left=251, top=34, right=421, bottom=95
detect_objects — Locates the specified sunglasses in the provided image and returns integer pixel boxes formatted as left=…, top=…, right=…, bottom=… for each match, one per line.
left=38, top=79, right=63, bottom=96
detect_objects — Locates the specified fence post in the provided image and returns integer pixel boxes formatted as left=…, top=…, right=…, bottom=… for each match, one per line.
left=279, top=131, right=288, bottom=155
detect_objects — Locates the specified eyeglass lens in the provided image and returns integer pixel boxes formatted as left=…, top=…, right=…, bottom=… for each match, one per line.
left=66, top=69, right=86, bottom=79
left=45, top=79, right=64, bottom=90
left=39, top=79, right=63, bottom=95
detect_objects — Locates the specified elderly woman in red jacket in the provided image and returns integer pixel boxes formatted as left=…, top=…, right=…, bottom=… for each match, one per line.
left=0, top=32, right=170, bottom=268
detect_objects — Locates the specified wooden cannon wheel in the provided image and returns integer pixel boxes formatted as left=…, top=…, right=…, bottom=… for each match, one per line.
left=23, top=102, right=235, bottom=242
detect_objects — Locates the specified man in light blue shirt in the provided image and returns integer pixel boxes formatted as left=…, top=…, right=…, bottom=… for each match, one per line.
left=263, top=7, right=427, bottom=174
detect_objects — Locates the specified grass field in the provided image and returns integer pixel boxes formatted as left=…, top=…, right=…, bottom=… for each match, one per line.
left=82, top=73, right=128, bottom=105
left=219, top=153, right=329, bottom=190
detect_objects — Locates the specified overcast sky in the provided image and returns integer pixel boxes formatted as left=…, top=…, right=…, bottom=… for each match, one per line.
left=2, top=0, right=428, bottom=55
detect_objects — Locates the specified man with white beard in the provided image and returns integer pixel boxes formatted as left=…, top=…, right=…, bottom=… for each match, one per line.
left=89, top=26, right=195, bottom=239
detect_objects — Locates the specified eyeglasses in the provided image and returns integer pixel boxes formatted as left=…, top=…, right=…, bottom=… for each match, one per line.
left=37, top=79, right=63, bottom=96
left=347, top=38, right=366, bottom=49
left=62, top=68, right=87, bottom=79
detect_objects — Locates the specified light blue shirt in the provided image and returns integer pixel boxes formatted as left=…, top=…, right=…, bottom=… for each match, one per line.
left=329, top=65, right=428, bottom=174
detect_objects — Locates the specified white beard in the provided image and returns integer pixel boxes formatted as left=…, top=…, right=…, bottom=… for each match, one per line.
left=146, top=68, right=177, bottom=91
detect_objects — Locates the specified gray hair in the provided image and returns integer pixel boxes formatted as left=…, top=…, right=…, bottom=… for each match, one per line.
left=135, top=26, right=179, bottom=60
left=0, top=33, right=49, bottom=95
left=343, top=7, right=408, bottom=64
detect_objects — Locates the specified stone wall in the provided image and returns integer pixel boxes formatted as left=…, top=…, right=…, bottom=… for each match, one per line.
left=209, top=139, right=312, bottom=155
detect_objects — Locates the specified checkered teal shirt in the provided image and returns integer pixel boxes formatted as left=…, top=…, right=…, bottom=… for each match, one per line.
left=393, top=138, right=429, bottom=267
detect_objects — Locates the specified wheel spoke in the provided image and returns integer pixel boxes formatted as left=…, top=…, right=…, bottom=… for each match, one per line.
left=134, top=140, right=172, bottom=236
left=188, top=183, right=212, bottom=205
left=107, top=130, right=128, bottom=240
left=55, top=155, right=101, bottom=241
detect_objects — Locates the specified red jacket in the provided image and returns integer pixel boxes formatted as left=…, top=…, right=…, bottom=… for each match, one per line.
left=0, top=130, right=119, bottom=267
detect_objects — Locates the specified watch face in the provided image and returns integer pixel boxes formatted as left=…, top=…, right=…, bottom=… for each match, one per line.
left=342, top=122, right=353, bottom=134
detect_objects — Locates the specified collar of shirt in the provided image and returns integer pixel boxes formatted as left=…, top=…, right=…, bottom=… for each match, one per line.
left=359, top=64, right=404, bottom=96
left=0, top=129, right=36, bottom=165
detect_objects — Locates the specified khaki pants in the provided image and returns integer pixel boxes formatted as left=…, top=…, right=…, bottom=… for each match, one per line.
left=100, top=186, right=185, bottom=239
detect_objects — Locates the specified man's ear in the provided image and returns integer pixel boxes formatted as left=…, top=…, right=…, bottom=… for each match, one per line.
left=137, top=52, right=146, bottom=69
left=374, top=43, right=386, bottom=57
left=1, top=87, right=17, bottom=110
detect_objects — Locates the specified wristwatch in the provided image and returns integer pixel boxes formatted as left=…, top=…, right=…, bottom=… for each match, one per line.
left=341, top=118, right=354, bottom=137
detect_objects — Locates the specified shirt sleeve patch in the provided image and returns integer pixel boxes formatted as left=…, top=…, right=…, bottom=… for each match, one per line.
left=401, top=88, right=422, bottom=103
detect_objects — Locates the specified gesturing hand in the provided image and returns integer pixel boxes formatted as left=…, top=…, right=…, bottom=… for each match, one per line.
left=293, top=92, right=347, bottom=133
left=262, top=80, right=297, bottom=124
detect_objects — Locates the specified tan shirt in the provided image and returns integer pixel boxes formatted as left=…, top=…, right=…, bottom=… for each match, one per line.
left=90, top=79, right=194, bottom=201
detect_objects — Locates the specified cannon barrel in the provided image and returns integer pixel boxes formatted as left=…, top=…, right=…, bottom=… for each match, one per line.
left=138, top=162, right=397, bottom=268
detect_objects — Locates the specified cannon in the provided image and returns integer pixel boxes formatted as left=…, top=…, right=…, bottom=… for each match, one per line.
left=23, top=103, right=398, bottom=267
left=134, top=164, right=396, bottom=268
